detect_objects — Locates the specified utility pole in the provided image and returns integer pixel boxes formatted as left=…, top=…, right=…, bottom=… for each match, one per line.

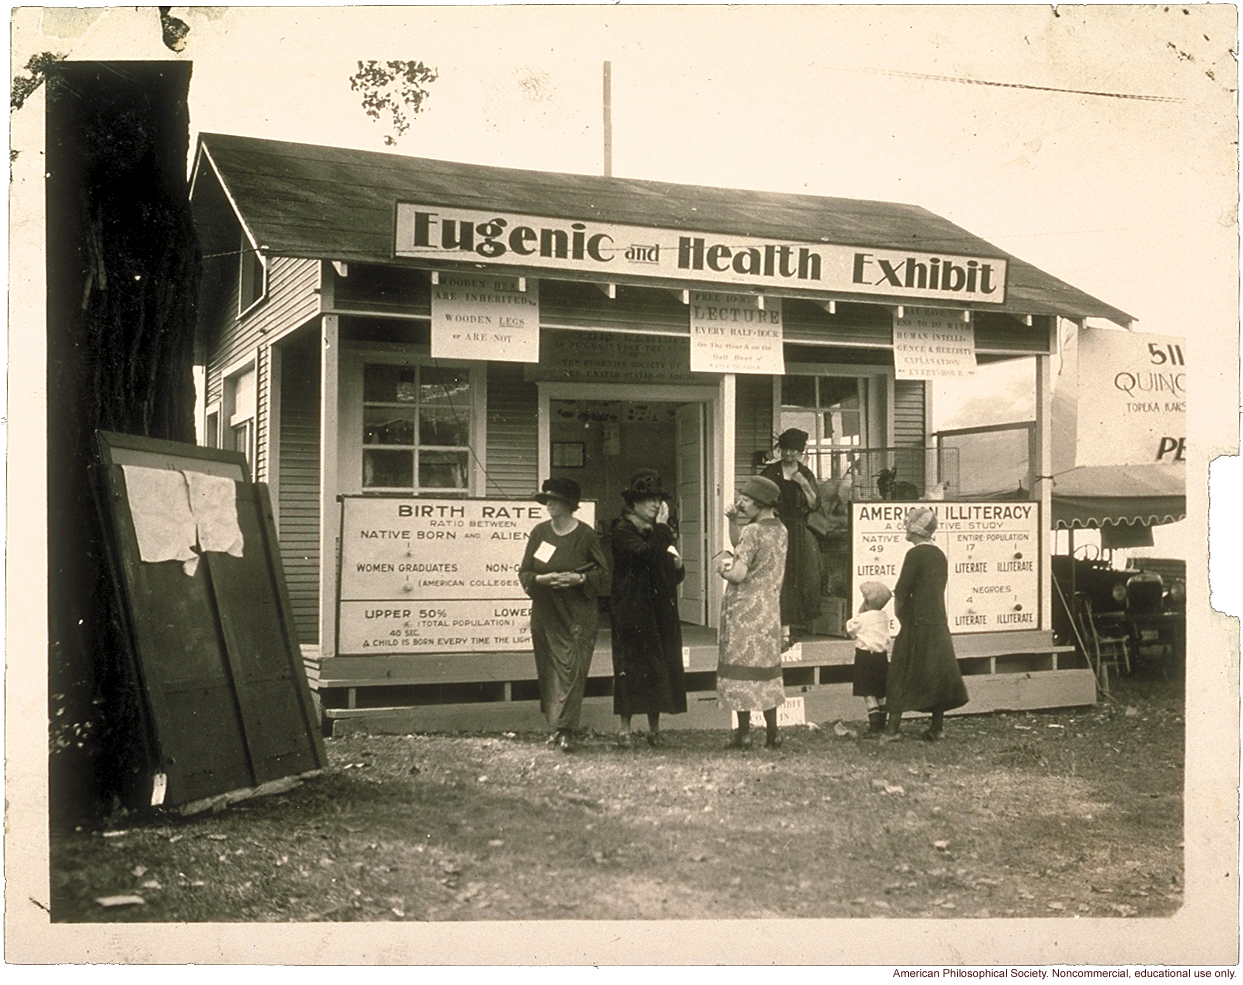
left=603, top=60, right=612, bottom=177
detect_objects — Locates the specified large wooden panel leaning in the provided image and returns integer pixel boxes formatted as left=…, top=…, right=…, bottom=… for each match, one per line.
left=93, top=431, right=327, bottom=812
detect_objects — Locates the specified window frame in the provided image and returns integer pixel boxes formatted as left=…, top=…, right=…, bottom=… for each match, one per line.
left=221, top=353, right=258, bottom=479
left=238, top=231, right=268, bottom=318
left=340, top=345, right=487, bottom=497
left=771, top=362, right=893, bottom=480
left=203, top=399, right=222, bottom=449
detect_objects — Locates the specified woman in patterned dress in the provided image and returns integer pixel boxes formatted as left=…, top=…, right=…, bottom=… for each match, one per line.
left=716, top=475, right=789, bottom=750
left=519, top=477, right=611, bottom=752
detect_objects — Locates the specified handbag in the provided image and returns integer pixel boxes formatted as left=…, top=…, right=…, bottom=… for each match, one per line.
left=806, top=511, right=833, bottom=538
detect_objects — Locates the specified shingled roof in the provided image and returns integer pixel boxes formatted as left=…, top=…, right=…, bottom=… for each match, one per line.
left=192, top=132, right=1132, bottom=325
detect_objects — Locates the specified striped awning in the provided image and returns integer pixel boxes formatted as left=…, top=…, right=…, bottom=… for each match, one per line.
left=1051, top=464, right=1185, bottom=529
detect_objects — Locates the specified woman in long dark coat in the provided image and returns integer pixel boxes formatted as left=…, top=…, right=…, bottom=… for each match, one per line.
left=761, top=428, right=822, bottom=646
left=610, top=469, right=687, bottom=748
left=519, top=477, right=610, bottom=752
left=881, top=506, right=969, bottom=742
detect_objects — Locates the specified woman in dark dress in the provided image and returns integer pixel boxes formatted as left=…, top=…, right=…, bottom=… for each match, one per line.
left=880, top=506, right=969, bottom=742
left=610, top=469, right=687, bottom=748
left=761, top=428, right=822, bottom=646
left=518, top=477, right=610, bottom=752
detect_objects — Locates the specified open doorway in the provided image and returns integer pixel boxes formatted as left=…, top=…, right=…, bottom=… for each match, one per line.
left=542, top=390, right=713, bottom=626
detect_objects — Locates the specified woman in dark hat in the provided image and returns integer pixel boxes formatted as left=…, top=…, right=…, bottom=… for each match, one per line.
left=880, top=507, right=968, bottom=743
left=609, top=469, right=687, bottom=748
left=518, top=477, right=611, bottom=752
left=761, top=428, right=822, bottom=647
left=716, top=475, right=788, bottom=750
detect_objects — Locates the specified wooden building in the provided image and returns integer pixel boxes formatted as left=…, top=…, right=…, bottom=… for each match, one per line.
left=190, top=134, right=1133, bottom=735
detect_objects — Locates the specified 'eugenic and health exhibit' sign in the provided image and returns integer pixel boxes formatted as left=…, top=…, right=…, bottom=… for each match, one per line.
left=395, top=203, right=1008, bottom=304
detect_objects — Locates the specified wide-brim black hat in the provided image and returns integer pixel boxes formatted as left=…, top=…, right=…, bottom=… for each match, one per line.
left=621, top=468, right=671, bottom=502
left=534, top=476, right=581, bottom=508
left=777, top=428, right=809, bottom=451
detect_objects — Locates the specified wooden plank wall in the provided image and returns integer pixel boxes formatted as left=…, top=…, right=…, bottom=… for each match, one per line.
left=893, top=379, right=925, bottom=447
left=277, top=329, right=322, bottom=645
left=484, top=362, right=539, bottom=498
left=205, top=255, right=320, bottom=405
left=733, top=374, right=773, bottom=492
left=255, top=345, right=268, bottom=479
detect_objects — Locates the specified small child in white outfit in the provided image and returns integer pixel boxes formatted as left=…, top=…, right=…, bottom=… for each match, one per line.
left=845, top=580, right=893, bottom=734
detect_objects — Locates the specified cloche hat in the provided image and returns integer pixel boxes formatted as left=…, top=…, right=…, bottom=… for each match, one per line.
left=904, top=506, right=938, bottom=539
left=777, top=428, right=809, bottom=451
left=621, top=469, right=671, bottom=503
left=534, top=477, right=582, bottom=509
left=738, top=475, right=781, bottom=508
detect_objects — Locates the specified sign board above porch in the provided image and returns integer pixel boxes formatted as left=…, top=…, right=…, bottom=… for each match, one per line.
left=396, top=203, right=1008, bottom=305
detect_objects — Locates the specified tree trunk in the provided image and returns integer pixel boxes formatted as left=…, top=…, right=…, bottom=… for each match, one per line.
left=46, top=62, right=200, bottom=825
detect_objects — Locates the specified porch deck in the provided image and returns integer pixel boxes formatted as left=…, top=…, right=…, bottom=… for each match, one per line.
left=301, top=625, right=1090, bottom=736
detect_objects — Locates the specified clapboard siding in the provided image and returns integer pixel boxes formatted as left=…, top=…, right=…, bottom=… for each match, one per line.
left=278, top=331, right=321, bottom=645
left=206, top=256, right=320, bottom=402
left=485, top=362, right=539, bottom=498
left=893, top=379, right=926, bottom=448
left=734, top=374, right=773, bottom=490
left=255, top=345, right=269, bottom=480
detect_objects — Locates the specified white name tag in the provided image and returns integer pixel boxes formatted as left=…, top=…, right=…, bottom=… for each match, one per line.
left=533, top=541, right=556, bottom=564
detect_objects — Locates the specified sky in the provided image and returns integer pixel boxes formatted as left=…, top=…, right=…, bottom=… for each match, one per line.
left=12, top=2, right=1238, bottom=555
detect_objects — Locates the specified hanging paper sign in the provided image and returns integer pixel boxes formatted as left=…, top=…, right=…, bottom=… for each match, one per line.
left=1073, top=328, right=1186, bottom=467
left=851, top=502, right=1040, bottom=635
left=688, top=292, right=784, bottom=374
left=431, top=274, right=539, bottom=362
left=892, top=307, right=977, bottom=380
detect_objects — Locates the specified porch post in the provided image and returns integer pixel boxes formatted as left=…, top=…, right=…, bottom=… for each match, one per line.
left=1036, top=349, right=1054, bottom=634
left=318, top=313, right=340, bottom=657
left=713, top=373, right=737, bottom=628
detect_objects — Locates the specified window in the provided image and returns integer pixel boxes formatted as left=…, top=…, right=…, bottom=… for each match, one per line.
left=779, top=375, right=868, bottom=480
left=204, top=405, right=221, bottom=448
left=361, top=362, right=472, bottom=493
left=224, top=362, right=256, bottom=473
left=239, top=234, right=266, bottom=315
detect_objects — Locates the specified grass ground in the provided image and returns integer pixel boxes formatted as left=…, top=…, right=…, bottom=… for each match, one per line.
left=49, top=674, right=1183, bottom=922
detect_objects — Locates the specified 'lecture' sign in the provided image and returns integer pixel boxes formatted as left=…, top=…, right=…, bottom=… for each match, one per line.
left=688, top=292, right=784, bottom=375
left=851, top=501, right=1040, bottom=635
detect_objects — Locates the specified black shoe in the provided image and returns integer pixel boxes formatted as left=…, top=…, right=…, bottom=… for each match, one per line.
left=556, top=732, right=574, bottom=752
left=725, top=730, right=753, bottom=750
left=646, top=731, right=666, bottom=748
left=921, top=728, right=945, bottom=742
left=765, top=732, right=783, bottom=750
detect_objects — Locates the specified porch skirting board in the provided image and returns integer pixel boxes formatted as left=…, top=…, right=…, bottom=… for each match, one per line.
left=325, top=669, right=1096, bottom=737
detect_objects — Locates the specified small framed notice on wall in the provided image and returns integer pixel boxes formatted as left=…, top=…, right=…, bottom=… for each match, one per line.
left=552, top=442, right=585, bottom=468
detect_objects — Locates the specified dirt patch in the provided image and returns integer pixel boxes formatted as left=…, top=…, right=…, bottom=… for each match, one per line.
left=49, top=675, right=1183, bottom=922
